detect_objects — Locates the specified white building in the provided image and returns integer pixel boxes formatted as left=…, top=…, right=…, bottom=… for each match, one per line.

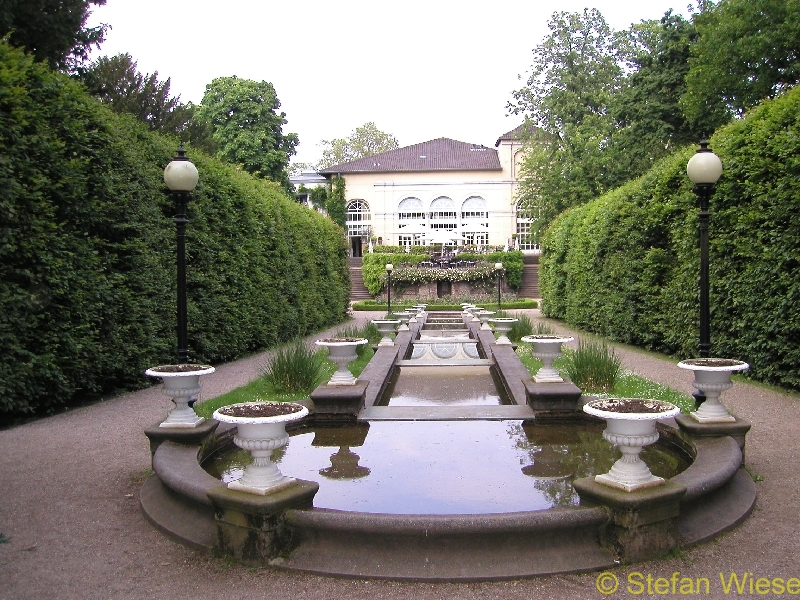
left=319, top=125, right=537, bottom=257
left=289, top=168, right=328, bottom=210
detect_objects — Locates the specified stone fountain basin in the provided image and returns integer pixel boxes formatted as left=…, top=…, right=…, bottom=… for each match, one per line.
left=141, top=415, right=754, bottom=580
left=140, top=313, right=756, bottom=579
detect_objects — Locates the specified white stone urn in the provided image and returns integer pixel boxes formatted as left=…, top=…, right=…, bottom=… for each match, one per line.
left=145, top=364, right=215, bottom=428
left=466, top=306, right=484, bottom=322
left=371, top=319, right=400, bottom=346
left=315, top=338, right=368, bottom=385
left=678, top=358, right=749, bottom=423
left=394, top=311, right=412, bottom=331
left=489, top=317, right=517, bottom=344
left=476, top=310, right=496, bottom=330
left=520, top=335, right=574, bottom=383
left=583, top=398, right=681, bottom=492
left=213, top=401, right=309, bottom=495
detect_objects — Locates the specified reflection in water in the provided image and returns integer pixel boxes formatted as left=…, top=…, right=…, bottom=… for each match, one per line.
left=319, top=447, right=371, bottom=480
left=204, top=420, right=690, bottom=514
left=311, top=423, right=371, bottom=480
left=512, top=421, right=690, bottom=507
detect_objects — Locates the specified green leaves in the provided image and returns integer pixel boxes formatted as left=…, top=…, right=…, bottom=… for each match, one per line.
left=681, top=0, right=800, bottom=129
left=317, top=122, right=399, bottom=170
left=1, top=43, right=349, bottom=419
left=541, top=86, right=800, bottom=391
left=197, top=76, right=298, bottom=191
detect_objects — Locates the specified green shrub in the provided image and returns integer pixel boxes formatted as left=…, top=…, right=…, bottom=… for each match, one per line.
left=0, top=41, right=349, bottom=420
left=540, top=86, right=800, bottom=391
left=262, top=340, right=326, bottom=394
left=562, top=339, right=622, bottom=393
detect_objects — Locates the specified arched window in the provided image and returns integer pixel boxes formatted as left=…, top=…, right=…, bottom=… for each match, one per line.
left=397, top=197, right=426, bottom=245
left=460, top=196, right=489, bottom=246
left=429, top=197, right=457, bottom=230
left=515, top=199, right=539, bottom=252
left=398, top=197, right=424, bottom=220
left=461, top=196, right=487, bottom=220
left=346, top=200, right=371, bottom=237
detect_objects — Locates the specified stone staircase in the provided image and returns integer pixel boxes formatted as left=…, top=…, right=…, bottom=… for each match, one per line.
left=517, top=254, right=540, bottom=299
left=348, top=257, right=373, bottom=301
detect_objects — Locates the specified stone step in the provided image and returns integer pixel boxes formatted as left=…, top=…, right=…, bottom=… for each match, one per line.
left=396, top=359, right=493, bottom=367
left=359, top=404, right=535, bottom=421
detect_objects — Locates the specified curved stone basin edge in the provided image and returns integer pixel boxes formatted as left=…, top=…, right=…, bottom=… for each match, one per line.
left=140, top=311, right=756, bottom=579
left=141, top=418, right=756, bottom=580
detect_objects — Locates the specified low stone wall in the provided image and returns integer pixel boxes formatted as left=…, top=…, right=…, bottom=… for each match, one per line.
left=394, top=280, right=511, bottom=301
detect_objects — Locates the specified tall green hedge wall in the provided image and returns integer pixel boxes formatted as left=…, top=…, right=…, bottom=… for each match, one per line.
left=0, top=43, right=350, bottom=419
left=540, top=85, right=800, bottom=391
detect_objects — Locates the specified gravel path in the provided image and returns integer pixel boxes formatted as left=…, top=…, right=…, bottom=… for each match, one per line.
left=2, top=308, right=798, bottom=600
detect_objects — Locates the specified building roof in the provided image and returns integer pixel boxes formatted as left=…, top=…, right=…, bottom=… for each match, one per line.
left=319, top=138, right=502, bottom=174
left=289, top=169, right=327, bottom=188
left=494, top=123, right=543, bottom=147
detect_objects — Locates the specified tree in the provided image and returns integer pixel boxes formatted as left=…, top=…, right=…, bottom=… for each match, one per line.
left=317, top=122, right=399, bottom=169
left=681, top=0, right=800, bottom=131
left=608, top=11, right=698, bottom=176
left=197, top=76, right=298, bottom=190
left=79, top=53, right=192, bottom=134
left=509, top=9, right=626, bottom=235
left=0, top=0, right=107, bottom=71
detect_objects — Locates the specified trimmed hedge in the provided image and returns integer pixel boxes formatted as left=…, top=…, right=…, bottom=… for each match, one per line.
left=0, top=42, right=349, bottom=419
left=540, top=85, right=800, bottom=391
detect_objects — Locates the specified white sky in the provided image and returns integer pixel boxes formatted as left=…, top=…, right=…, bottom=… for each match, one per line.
left=86, top=0, right=690, bottom=166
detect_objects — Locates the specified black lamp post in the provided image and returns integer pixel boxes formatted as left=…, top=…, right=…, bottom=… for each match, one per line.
left=163, top=146, right=199, bottom=364
left=495, top=262, right=503, bottom=310
left=385, top=263, right=393, bottom=318
left=686, top=138, right=723, bottom=361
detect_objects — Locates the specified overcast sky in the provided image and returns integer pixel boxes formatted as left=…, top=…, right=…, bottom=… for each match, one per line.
left=86, top=0, right=690, bottom=166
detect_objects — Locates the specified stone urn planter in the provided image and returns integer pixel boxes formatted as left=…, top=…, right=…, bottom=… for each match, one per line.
left=372, top=319, right=400, bottom=347
left=466, top=306, right=484, bottom=322
left=145, top=364, right=215, bottom=428
left=315, top=338, right=368, bottom=385
left=489, top=317, right=517, bottom=344
left=678, top=358, right=749, bottom=423
left=212, top=401, right=309, bottom=495
left=393, top=311, right=412, bottom=331
left=583, top=398, right=681, bottom=492
left=476, top=310, right=496, bottom=330
left=520, top=335, right=574, bottom=383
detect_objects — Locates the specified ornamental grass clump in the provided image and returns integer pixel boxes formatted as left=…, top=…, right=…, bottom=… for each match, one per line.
left=262, top=339, right=326, bottom=393
left=563, top=339, right=621, bottom=393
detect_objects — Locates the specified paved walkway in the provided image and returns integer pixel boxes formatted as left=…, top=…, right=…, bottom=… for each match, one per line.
left=2, top=308, right=799, bottom=599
